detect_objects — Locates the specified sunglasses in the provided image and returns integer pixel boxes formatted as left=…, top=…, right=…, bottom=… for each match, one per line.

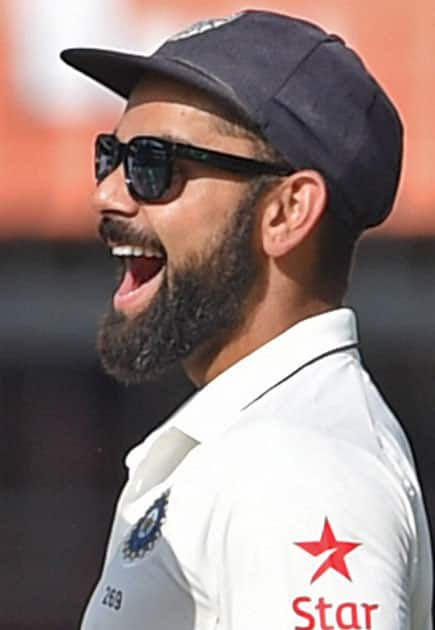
left=95, top=133, right=293, bottom=202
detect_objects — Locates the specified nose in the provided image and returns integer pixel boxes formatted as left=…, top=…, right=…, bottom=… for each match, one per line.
left=92, top=165, right=139, bottom=219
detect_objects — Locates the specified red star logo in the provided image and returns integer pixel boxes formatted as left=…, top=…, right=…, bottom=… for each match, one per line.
left=294, top=518, right=361, bottom=583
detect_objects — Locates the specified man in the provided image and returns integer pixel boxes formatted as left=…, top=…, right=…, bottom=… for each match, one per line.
left=61, top=10, right=433, bottom=629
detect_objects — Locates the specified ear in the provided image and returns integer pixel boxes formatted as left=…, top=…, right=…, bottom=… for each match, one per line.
left=260, top=170, right=328, bottom=258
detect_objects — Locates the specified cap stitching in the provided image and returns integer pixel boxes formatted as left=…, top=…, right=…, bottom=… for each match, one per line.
left=254, top=35, right=337, bottom=123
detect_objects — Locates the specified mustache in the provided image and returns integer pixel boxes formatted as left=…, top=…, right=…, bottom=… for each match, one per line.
left=98, top=217, right=164, bottom=253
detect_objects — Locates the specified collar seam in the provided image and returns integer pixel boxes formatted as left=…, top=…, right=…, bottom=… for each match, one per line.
left=241, top=342, right=360, bottom=410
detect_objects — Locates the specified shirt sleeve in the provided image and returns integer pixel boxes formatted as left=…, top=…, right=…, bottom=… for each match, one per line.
left=211, top=429, right=417, bottom=630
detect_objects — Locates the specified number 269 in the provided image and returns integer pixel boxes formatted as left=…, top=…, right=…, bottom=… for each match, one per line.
left=102, top=585, right=123, bottom=611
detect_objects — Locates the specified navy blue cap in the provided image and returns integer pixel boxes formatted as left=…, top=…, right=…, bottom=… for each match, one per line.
left=61, top=10, right=403, bottom=231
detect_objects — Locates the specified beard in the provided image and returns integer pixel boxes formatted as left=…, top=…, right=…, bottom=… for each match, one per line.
left=97, top=180, right=266, bottom=384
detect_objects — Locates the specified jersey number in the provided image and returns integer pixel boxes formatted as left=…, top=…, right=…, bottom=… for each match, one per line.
left=102, top=585, right=123, bottom=611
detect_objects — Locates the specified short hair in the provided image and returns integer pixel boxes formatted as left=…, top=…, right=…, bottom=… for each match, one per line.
left=214, top=111, right=360, bottom=303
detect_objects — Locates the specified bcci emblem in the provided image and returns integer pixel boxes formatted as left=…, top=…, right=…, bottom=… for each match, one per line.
left=122, top=490, right=169, bottom=562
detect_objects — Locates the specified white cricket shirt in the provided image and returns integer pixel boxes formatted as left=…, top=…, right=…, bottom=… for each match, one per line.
left=81, top=308, right=433, bottom=630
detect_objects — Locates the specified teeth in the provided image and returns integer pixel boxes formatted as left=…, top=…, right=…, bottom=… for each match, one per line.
left=111, top=245, right=164, bottom=258
left=111, top=245, right=142, bottom=257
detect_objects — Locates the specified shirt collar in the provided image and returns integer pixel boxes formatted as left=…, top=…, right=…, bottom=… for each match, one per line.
left=169, top=307, right=359, bottom=443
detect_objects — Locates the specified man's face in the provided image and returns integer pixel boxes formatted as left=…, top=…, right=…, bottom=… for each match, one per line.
left=95, top=79, right=266, bottom=383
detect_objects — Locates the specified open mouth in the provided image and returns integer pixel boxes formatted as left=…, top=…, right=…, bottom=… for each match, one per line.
left=111, top=244, right=167, bottom=317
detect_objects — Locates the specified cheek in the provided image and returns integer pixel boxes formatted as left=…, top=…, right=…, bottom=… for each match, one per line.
left=147, top=177, right=249, bottom=263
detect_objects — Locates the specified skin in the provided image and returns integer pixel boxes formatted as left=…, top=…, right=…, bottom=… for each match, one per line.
left=93, top=77, right=334, bottom=387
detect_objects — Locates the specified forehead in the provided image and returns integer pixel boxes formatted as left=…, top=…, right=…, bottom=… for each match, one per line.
left=116, top=76, right=251, bottom=149
left=127, top=76, right=228, bottom=116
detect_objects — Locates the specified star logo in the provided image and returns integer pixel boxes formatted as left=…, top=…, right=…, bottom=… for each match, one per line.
left=294, top=518, right=361, bottom=583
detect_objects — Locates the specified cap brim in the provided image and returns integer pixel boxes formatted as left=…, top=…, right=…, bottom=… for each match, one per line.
left=60, top=48, right=252, bottom=122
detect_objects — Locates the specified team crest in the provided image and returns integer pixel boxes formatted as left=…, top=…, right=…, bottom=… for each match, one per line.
left=168, top=13, right=244, bottom=42
left=122, top=490, right=169, bottom=562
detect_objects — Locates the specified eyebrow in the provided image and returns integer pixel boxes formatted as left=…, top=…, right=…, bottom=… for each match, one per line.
left=112, top=128, right=199, bottom=147
left=160, top=132, right=195, bottom=146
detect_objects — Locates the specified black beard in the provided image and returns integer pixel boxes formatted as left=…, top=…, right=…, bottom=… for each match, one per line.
left=97, top=181, right=265, bottom=384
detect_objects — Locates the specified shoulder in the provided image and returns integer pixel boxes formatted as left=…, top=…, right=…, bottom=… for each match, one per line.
left=182, top=418, right=410, bottom=522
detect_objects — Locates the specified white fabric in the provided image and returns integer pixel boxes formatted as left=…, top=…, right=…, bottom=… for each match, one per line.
left=81, top=308, right=433, bottom=630
left=103, top=427, right=199, bottom=568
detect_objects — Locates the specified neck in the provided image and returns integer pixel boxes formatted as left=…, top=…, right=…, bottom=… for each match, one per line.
left=182, top=296, right=336, bottom=387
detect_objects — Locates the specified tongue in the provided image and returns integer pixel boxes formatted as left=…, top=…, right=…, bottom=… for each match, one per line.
left=129, top=257, right=164, bottom=288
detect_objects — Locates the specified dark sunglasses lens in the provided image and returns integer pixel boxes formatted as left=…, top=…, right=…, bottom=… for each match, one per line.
left=127, top=139, right=171, bottom=201
left=95, top=134, right=120, bottom=182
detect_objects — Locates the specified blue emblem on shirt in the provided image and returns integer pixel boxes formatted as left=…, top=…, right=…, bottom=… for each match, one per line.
left=122, top=490, right=169, bottom=561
